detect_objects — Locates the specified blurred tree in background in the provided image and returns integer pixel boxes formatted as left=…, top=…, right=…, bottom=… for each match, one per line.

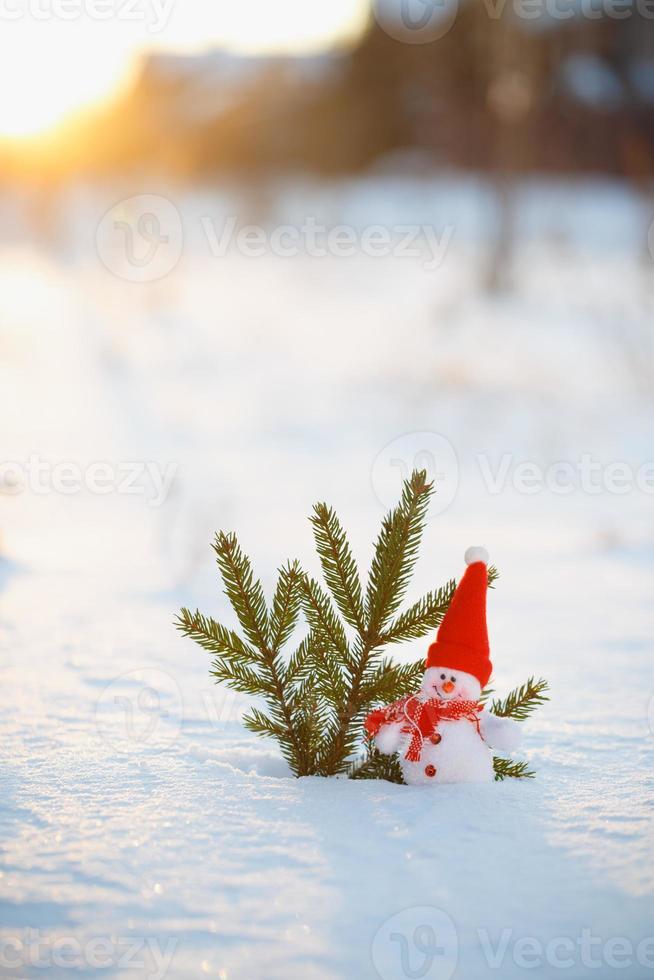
left=2, top=3, right=653, bottom=182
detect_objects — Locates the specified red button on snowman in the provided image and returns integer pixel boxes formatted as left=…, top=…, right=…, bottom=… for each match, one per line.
left=364, top=547, right=521, bottom=785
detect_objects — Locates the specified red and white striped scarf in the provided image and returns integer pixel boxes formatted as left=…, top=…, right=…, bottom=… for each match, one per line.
left=365, top=695, right=483, bottom=762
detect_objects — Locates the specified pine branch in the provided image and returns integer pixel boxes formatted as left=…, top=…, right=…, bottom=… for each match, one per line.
left=313, top=634, right=392, bottom=775
left=269, top=560, right=302, bottom=652
left=493, top=757, right=535, bottom=780
left=311, top=471, right=435, bottom=774
left=289, top=676, right=331, bottom=772
left=175, top=607, right=259, bottom=663
left=310, top=503, right=365, bottom=632
left=299, top=575, right=351, bottom=664
left=257, top=567, right=316, bottom=775
left=314, top=729, right=352, bottom=775
left=209, top=658, right=266, bottom=696
left=211, top=540, right=312, bottom=772
left=365, top=469, right=432, bottom=638
left=350, top=746, right=404, bottom=784
left=310, top=643, right=348, bottom=710
left=380, top=580, right=456, bottom=644
left=358, top=657, right=424, bottom=706
left=491, top=677, right=550, bottom=721
left=242, top=708, right=287, bottom=741
left=285, top=632, right=317, bottom=687
left=212, top=532, right=270, bottom=652
left=177, top=538, right=318, bottom=776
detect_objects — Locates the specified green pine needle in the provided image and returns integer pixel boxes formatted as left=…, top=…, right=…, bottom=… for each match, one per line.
left=380, top=580, right=456, bottom=644
left=365, top=469, right=432, bottom=638
left=358, top=657, right=424, bottom=706
left=269, top=560, right=303, bottom=652
left=299, top=574, right=351, bottom=664
left=493, top=757, right=535, bottom=780
left=310, top=503, right=365, bottom=632
left=242, top=707, right=286, bottom=740
left=350, top=746, right=404, bottom=784
left=175, top=607, right=258, bottom=663
left=491, top=677, right=550, bottom=721
left=212, top=532, right=270, bottom=652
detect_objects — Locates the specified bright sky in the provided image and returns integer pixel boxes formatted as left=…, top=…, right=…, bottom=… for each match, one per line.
left=0, top=0, right=370, bottom=138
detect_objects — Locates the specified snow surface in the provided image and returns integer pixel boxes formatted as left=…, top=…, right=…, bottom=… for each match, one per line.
left=1, top=176, right=654, bottom=979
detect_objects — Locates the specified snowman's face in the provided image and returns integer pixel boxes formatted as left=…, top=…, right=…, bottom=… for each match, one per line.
left=421, top=666, right=481, bottom=702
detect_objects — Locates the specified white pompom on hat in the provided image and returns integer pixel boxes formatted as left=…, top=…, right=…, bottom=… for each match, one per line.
left=464, top=545, right=489, bottom=566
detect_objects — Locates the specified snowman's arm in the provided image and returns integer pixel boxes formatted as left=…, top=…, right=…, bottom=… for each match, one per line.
left=374, top=721, right=404, bottom=755
left=479, top=711, right=522, bottom=753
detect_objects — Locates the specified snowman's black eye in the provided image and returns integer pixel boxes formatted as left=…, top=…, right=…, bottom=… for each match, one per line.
left=450, top=676, right=456, bottom=683
left=440, top=674, right=446, bottom=680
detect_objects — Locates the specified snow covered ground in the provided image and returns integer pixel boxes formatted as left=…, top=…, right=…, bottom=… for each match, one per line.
left=1, top=175, right=654, bottom=978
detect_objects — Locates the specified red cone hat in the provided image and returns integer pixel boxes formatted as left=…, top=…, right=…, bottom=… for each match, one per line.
left=426, top=546, right=492, bottom=688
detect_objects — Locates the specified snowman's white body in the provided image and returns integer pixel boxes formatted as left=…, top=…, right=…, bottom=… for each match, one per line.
left=374, top=667, right=521, bottom=786
left=387, top=713, right=494, bottom=785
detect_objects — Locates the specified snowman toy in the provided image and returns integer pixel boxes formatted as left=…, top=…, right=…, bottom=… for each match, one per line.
left=364, top=547, right=521, bottom=785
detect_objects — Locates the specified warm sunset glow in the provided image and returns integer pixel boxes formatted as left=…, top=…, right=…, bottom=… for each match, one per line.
left=0, top=0, right=369, bottom=139
left=0, top=31, right=129, bottom=137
